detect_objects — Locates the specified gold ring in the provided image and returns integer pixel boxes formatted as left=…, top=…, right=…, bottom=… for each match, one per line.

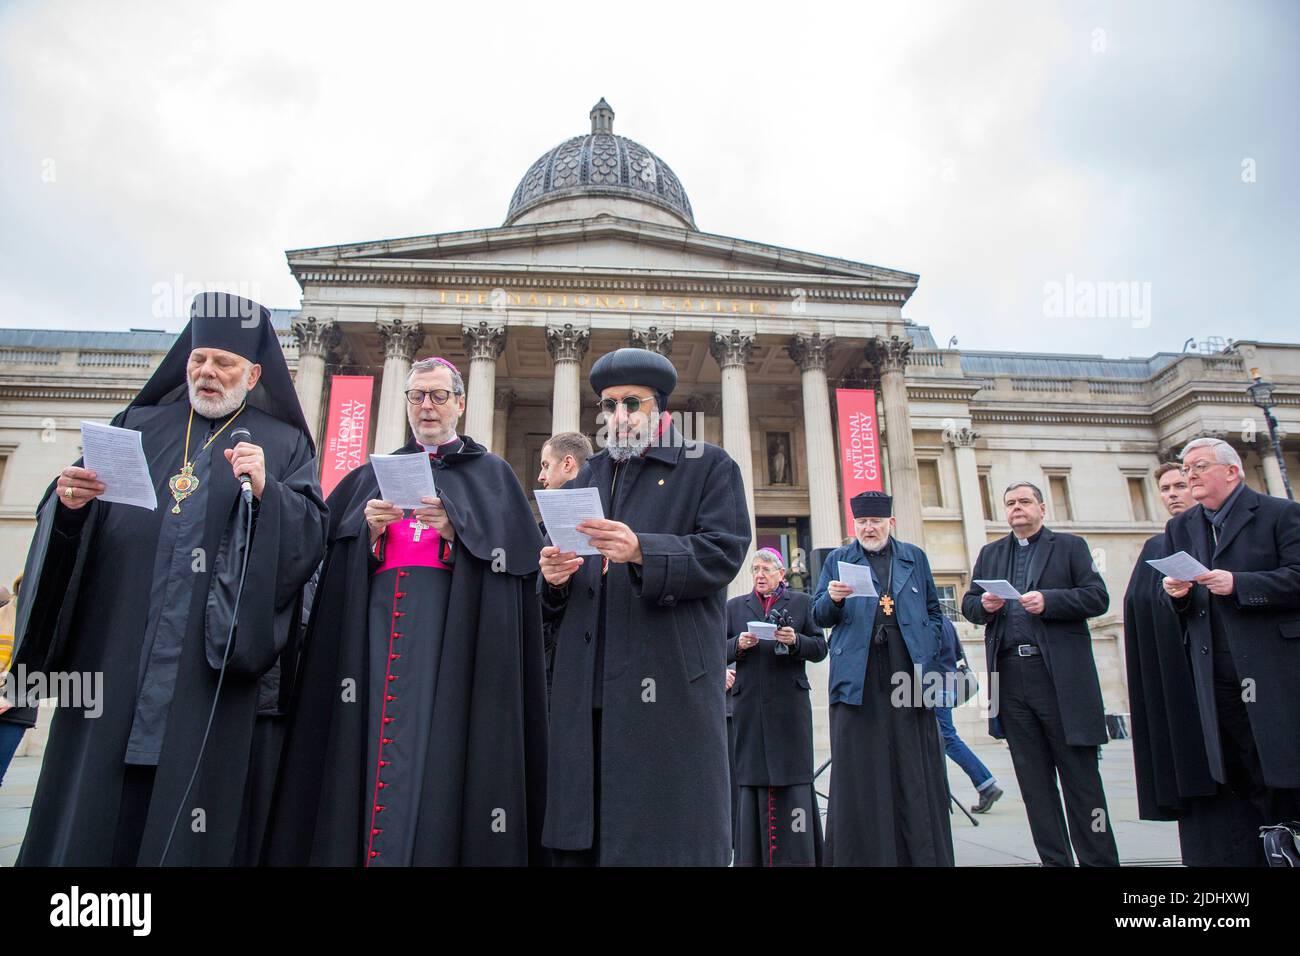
left=64, top=486, right=74, bottom=500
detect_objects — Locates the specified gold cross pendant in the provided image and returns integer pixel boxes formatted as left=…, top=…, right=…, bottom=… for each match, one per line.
left=411, top=518, right=428, bottom=542
left=880, top=594, right=895, bottom=616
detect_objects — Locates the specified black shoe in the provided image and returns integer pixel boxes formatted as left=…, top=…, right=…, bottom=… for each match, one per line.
left=971, top=786, right=1003, bottom=814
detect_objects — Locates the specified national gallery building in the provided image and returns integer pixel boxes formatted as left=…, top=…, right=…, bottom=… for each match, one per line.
left=2, top=100, right=1296, bottom=741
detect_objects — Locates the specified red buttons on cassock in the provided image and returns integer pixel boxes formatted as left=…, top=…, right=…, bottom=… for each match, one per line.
left=396, top=592, right=406, bottom=599
left=369, top=851, right=379, bottom=858
left=383, top=716, right=394, bottom=724
left=382, top=737, right=392, bottom=745
left=386, top=695, right=396, bottom=702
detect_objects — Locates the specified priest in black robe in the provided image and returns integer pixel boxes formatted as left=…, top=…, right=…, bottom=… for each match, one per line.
left=265, top=356, right=548, bottom=866
left=1124, top=461, right=1263, bottom=866
left=727, top=547, right=827, bottom=866
left=538, top=348, right=750, bottom=866
left=13, top=293, right=326, bottom=866
left=813, top=491, right=955, bottom=866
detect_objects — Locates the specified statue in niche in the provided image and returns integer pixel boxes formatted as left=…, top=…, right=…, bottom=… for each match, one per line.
left=767, top=432, right=792, bottom=485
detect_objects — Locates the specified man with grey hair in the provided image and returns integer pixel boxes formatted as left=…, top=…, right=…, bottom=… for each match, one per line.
left=1158, top=437, right=1300, bottom=857
left=962, top=480, right=1117, bottom=866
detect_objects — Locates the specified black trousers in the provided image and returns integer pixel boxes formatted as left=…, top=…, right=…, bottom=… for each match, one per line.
left=1213, top=667, right=1300, bottom=829
left=997, top=652, right=1119, bottom=866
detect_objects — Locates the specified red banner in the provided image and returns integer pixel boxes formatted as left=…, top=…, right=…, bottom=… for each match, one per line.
left=321, top=375, right=374, bottom=498
left=835, top=388, right=883, bottom=537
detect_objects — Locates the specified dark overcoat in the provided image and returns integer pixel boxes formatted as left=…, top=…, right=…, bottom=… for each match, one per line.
left=1161, top=486, right=1300, bottom=788
left=542, top=429, right=750, bottom=865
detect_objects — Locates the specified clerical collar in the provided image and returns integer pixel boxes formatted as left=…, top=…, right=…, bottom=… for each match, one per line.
left=420, top=434, right=462, bottom=457
left=1014, top=528, right=1044, bottom=547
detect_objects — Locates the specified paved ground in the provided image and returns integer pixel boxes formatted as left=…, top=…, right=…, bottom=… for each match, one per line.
left=0, top=737, right=1179, bottom=866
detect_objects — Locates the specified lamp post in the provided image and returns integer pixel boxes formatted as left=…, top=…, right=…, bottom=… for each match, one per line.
left=1247, top=368, right=1294, bottom=500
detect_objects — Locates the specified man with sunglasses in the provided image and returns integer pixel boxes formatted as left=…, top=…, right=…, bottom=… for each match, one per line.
left=267, top=356, right=549, bottom=866
left=539, top=347, right=751, bottom=865
left=1158, top=437, right=1300, bottom=857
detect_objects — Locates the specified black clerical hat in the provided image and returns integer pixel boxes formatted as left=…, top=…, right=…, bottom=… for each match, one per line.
left=190, top=292, right=268, bottom=363
left=590, top=348, right=677, bottom=399
left=850, top=491, right=893, bottom=518
left=130, top=293, right=315, bottom=451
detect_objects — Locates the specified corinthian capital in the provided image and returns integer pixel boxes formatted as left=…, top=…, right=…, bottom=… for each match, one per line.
left=709, top=329, right=755, bottom=370
left=291, top=316, right=343, bottom=358
left=787, top=332, right=835, bottom=372
left=377, top=318, right=426, bottom=363
left=630, top=326, right=674, bottom=356
left=866, top=334, right=912, bottom=374
left=546, top=323, right=590, bottom=364
left=462, top=321, right=506, bottom=362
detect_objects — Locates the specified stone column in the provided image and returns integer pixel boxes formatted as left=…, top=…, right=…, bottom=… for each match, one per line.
left=950, top=425, right=987, bottom=572
left=374, top=318, right=425, bottom=455
left=1260, top=437, right=1289, bottom=498
left=462, top=321, right=506, bottom=448
left=867, top=335, right=924, bottom=546
left=290, top=316, right=341, bottom=445
left=710, top=329, right=757, bottom=598
left=788, top=333, right=841, bottom=550
left=493, top=388, right=514, bottom=460
left=546, top=323, right=589, bottom=436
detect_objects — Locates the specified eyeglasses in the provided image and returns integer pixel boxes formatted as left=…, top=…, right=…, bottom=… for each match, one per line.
left=1179, top=461, right=1220, bottom=477
left=596, top=395, right=655, bottom=415
left=406, top=388, right=455, bottom=406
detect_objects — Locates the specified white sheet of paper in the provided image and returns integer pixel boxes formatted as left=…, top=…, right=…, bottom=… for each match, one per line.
left=1146, top=551, right=1211, bottom=581
left=974, top=579, right=1023, bottom=600
left=369, top=453, right=436, bottom=510
left=746, top=621, right=778, bottom=641
left=836, top=562, right=878, bottom=599
left=535, top=487, right=606, bottom=556
left=79, top=421, right=157, bottom=510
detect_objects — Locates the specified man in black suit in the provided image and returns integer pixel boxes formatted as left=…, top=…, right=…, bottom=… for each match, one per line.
left=962, top=481, right=1119, bottom=866
left=727, top=547, right=827, bottom=866
left=1159, top=438, right=1300, bottom=837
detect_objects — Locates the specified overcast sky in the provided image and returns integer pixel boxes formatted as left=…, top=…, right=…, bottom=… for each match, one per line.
left=1, top=0, right=1295, bottom=358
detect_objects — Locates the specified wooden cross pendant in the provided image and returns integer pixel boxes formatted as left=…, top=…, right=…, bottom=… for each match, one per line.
left=880, top=594, right=895, bottom=616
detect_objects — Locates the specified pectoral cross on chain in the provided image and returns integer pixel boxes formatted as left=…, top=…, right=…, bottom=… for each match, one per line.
left=411, top=518, right=429, bottom=542
left=880, top=594, right=895, bottom=616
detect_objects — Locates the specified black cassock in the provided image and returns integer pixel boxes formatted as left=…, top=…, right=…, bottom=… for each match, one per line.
left=14, top=401, right=325, bottom=866
left=264, top=434, right=549, bottom=866
left=725, top=588, right=827, bottom=867
left=1123, top=533, right=1262, bottom=866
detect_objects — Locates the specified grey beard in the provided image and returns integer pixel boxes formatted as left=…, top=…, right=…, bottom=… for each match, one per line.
left=606, top=433, right=653, bottom=462
left=861, top=536, right=890, bottom=553
left=189, top=379, right=249, bottom=419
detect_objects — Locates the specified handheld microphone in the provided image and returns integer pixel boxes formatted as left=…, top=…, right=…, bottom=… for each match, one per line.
left=229, top=427, right=254, bottom=505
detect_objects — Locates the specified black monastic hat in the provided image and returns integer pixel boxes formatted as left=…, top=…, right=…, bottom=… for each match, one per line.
left=850, top=490, right=893, bottom=518
left=589, top=348, right=677, bottom=399
left=131, top=293, right=315, bottom=450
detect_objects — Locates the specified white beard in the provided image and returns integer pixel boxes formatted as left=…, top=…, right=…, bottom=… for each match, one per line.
left=606, top=432, right=654, bottom=462
left=860, top=536, right=890, bottom=553
left=189, top=375, right=250, bottom=419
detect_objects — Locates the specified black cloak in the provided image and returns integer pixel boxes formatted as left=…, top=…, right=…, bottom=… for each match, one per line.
left=13, top=295, right=326, bottom=865
left=263, top=433, right=549, bottom=866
